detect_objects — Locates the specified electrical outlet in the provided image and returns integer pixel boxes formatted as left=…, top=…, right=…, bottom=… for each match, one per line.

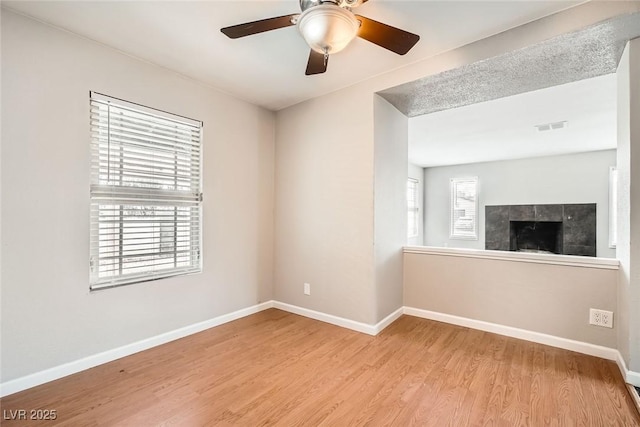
left=600, top=310, right=613, bottom=328
left=589, top=308, right=613, bottom=328
left=304, top=283, right=311, bottom=296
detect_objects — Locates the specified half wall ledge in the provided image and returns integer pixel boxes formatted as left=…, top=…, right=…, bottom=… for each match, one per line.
left=403, top=246, right=619, bottom=270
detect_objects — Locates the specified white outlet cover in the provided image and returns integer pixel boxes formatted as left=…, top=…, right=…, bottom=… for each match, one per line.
left=589, top=308, right=613, bottom=328
left=600, top=310, right=614, bottom=328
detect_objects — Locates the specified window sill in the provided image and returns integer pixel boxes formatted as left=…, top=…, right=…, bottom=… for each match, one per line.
left=449, top=235, right=479, bottom=241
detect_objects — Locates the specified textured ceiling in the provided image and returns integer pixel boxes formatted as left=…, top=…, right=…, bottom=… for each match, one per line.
left=379, top=12, right=640, bottom=118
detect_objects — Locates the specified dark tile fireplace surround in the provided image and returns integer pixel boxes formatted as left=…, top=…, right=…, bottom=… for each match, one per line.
left=485, top=204, right=597, bottom=257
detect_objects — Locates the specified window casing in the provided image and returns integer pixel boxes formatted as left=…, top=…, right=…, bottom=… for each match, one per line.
left=450, top=177, right=478, bottom=240
left=609, top=166, right=618, bottom=249
left=407, top=178, right=419, bottom=238
left=89, top=92, right=202, bottom=290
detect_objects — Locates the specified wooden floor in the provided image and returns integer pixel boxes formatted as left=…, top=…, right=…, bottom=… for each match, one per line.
left=2, top=309, right=639, bottom=426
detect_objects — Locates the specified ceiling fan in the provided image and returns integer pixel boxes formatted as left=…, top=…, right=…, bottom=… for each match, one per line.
left=221, top=0, right=420, bottom=76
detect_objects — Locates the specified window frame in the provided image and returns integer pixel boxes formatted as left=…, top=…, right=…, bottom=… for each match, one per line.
left=89, top=92, right=203, bottom=291
left=609, top=166, right=618, bottom=249
left=450, top=176, right=479, bottom=240
left=407, top=177, right=420, bottom=239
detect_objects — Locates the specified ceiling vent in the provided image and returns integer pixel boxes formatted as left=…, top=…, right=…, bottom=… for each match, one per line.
left=535, top=121, right=567, bottom=132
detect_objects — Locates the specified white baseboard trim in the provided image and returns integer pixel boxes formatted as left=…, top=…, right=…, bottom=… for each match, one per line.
left=273, top=301, right=393, bottom=336
left=1, top=301, right=398, bottom=398
left=374, top=307, right=404, bottom=335
left=3, top=301, right=637, bottom=398
left=403, top=306, right=620, bottom=361
left=627, top=369, right=640, bottom=387
left=405, top=307, right=640, bottom=389
left=615, top=350, right=640, bottom=387
left=0, top=301, right=274, bottom=398
left=616, top=351, right=630, bottom=383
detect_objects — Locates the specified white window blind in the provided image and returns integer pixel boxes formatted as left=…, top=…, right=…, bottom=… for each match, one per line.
left=407, top=178, right=419, bottom=238
left=90, top=92, right=203, bottom=290
left=450, top=177, right=478, bottom=240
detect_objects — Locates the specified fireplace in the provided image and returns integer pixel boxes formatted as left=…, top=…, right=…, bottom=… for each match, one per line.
left=510, top=221, right=563, bottom=254
left=485, top=204, right=596, bottom=257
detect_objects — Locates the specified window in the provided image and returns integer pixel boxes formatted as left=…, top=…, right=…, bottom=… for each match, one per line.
left=609, top=166, right=618, bottom=248
left=89, top=92, right=203, bottom=290
left=450, top=177, right=478, bottom=240
left=407, top=178, right=419, bottom=238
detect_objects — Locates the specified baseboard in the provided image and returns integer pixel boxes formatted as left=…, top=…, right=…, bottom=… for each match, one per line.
left=627, top=369, right=640, bottom=387
left=626, top=384, right=640, bottom=415
left=617, top=354, right=640, bottom=387
left=0, top=301, right=274, bottom=398
left=403, top=306, right=620, bottom=361
left=616, top=351, right=630, bottom=384
left=405, top=306, right=640, bottom=388
left=1, top=300, right=400, bottom=398
left=273, top=301, right=400, bottom=336
left=373, top=307, right=404, bottom=334
left=3, top=301, right=636, bottom=398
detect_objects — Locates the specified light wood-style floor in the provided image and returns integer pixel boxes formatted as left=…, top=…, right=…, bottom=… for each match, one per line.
left=2, top=309, right=639, bottom=426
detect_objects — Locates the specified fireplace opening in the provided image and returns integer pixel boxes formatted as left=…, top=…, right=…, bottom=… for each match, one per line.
left=510, top=221, right=563, bottom=254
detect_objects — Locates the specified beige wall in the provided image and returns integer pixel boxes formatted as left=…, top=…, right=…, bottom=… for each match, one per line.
left=274, top=83, right=377, bottom=323
left=404, top=251, right=618, bottom=347
left=373, top=96, right=407, bottom=320
left=274, top=2, right=639, bottom=325
left=616, top=38, right=640, bottom=373
left=0, top=11, right=275, bottom=382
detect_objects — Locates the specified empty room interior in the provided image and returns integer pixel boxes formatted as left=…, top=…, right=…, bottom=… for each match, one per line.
left=2, top=0, right=640, bottom=425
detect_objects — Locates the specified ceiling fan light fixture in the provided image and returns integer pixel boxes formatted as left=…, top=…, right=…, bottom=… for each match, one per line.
left=221, top=1, right=420, bottom=76
left=297, top=5, right=359, bottom=55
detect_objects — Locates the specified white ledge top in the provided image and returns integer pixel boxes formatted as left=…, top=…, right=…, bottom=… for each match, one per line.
left=403, top=246, right=619, bottom=270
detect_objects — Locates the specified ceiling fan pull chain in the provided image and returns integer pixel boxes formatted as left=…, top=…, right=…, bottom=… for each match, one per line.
left=323, top=47, right=329, bottom=66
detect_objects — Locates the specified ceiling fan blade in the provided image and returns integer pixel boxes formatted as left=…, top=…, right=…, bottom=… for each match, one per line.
left=305, top=49, right=328, bottom=75
left=355, top=15, right=419, bottom=55
left=221, top=14, right=298, bottom=39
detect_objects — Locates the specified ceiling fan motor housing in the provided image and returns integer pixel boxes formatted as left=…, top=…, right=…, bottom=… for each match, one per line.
left=297, top=4, right=360, bottom=54
left=299, top=0, right=364, bottom=11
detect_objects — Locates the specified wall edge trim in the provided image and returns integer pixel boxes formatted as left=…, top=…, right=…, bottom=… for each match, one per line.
left=403, top=246, right=619, bottom=270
